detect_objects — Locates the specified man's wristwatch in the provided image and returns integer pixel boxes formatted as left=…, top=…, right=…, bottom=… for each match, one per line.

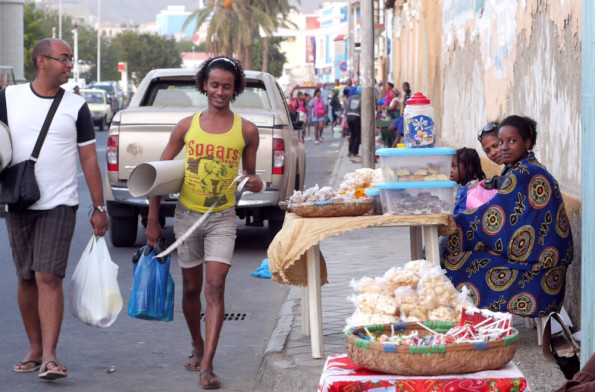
left=91, top=205, right=107, bottom=214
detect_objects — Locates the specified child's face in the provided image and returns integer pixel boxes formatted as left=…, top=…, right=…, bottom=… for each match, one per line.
left=481, top=134, right=503, bottom=165
left=499, top=125, right=531, bottom=164
left=450, top=155, right=465, bottom=184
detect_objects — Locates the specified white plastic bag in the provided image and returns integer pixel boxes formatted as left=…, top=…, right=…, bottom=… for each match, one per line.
left=69, top=236, right=123, bottom=327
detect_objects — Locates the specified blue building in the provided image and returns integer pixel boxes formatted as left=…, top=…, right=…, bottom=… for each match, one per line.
left=156, top=5, right=197, bottom=40
left=313, top=3, right=359, bottom=84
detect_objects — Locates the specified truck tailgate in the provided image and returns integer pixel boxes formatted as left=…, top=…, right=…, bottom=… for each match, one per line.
left=236, top=111, right=275, bottom=183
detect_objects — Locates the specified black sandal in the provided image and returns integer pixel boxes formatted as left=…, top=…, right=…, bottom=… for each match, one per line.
left=184, top=352, right=202, bottom=372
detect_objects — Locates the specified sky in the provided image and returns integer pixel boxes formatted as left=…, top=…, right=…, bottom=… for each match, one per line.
left=292, top=0, right=328, bottom=14
left=78, top=0, right=334, bottom=25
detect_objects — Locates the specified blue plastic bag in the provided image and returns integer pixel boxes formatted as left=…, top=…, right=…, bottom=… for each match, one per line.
left=127, top=245, right=174, bottom=322
left=250, top=258, right=272, bottom=279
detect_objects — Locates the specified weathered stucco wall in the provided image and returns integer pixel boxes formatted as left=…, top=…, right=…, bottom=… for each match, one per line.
left=391, top=0, right=443, bottom=133
left=391, top=0, right=583, bottom=326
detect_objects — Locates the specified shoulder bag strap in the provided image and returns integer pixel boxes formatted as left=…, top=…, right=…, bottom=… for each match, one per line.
left=30, top=88, right=65, bottom=161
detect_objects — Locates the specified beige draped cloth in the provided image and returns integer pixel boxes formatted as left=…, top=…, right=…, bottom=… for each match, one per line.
left=267, top=212, right=455, bottom=287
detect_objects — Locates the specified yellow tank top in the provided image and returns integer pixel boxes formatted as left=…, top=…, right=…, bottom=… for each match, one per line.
left=178, top=112, right=246, bottom=213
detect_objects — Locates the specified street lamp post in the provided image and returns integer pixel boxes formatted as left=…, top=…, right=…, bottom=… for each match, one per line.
left=97, top=0, right=101, bottom=82
left=59, top=0, right=62, bottom=39
left=73, top=23, right=79, bottom=83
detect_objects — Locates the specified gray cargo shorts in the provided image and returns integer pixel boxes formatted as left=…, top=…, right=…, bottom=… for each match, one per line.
left=173, top=202, right=237, bottom=269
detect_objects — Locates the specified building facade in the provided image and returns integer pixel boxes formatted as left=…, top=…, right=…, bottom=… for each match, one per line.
left=387, top=0, right=583, bottom=327
left=0, top=0, right=24, bottom=83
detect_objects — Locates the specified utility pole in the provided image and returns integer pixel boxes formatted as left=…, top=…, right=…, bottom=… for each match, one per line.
left=97, top=0, right=101, bottom=82
left=360, top=0, right=375, bottom=168
left=73, top=23, right=79, bottom=83
left=347, top=0, right=353, bottom=81
left=59, top=0, right=62, bottom=39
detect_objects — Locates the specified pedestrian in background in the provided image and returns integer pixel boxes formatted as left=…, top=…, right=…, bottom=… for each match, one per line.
left=345, top=86, right=362, bottom=158
left=304, top=93, right=312, bottom=141
left=307, top=88, right=327, bottom=144
left=402, top=82, right=412, bottom=108
left=145, top=56, right=262, bottom=390
left=330, top=88, right=342, bottom=130
left=1, top=38, right=108, bottom=380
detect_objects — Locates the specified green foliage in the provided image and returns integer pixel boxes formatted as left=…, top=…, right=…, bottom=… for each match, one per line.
left=23, top=2, right=181, bottom=86
left=94, top=32, right=182, bottom=84
left=176, top=40, right=207, bottom=53
left=23, top=3, right=75, bottom=80
left=251, top=37, right=287, bottom=77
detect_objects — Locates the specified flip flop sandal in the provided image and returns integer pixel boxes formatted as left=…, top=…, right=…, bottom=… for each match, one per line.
left=200, top=369, right=221, bottom=389
left=185, top=352, right=202, bottom=372
left=38, top=360, right=68, bottom=380
left=13, top=360, right=41, bottom=373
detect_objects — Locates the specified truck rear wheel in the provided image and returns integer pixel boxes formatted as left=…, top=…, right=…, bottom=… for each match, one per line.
left=268, top=219, right=284, bottom=238
left=99, top=116, right=107, bottom=132
left=109, top=216, right=138, bottom=247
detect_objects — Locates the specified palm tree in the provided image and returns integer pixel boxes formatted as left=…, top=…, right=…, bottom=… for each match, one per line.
left=260, top=0, right=297, bottom=73
left=184, top=0, right=276, bottom=69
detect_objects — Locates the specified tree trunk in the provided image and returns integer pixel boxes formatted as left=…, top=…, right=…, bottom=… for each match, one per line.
left=226, top=35, right=234, bottom=58
left=262, top=36, right=270, bottom=73
left=243, top=42, right=253, bottom=70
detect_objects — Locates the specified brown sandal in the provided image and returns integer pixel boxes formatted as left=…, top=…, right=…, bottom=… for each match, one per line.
left=184, top=352, right=202, bottom=372
left=200, top=369, right=221, bottom=389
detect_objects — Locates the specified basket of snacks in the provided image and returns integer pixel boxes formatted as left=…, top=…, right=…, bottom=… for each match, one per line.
left=345, top=319, right=518, bottom=376
left=290, top=199, right=374, bottom=217
left=287, top=182, right=376, bottom=218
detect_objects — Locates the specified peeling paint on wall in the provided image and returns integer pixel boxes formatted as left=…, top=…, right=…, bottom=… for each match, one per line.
left=442, top=0, right=475, bottom=47
left=390, top=0, right=582, bottom=332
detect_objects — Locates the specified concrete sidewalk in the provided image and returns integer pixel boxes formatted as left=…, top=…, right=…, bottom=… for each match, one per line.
left=258, top=137, right=568, bottom=392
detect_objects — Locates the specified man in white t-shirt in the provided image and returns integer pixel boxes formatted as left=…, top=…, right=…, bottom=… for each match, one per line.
left=0, top=38, right=108, bottom=381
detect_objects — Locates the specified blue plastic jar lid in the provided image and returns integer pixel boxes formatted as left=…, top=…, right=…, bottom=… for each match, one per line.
left=376, top=181, right=457, bottom=189
left=364, top=187, right=380, bottom=196
left=376, top=147, right=456, bottom=156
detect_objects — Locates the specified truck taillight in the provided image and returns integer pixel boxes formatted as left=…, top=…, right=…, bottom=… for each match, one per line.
left=107, top=135, right=118, bottom=172
left=273, top=138, right=285, bottom=175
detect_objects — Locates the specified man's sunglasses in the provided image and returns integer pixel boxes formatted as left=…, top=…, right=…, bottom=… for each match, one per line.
left=477, top=123, right=497, bottom=141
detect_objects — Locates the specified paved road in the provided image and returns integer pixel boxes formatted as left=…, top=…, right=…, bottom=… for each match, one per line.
left=0, top=127, right=339, bottom=391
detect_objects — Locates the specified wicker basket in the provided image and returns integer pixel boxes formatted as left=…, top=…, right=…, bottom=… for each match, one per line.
left=290, top=199, right=373, bottom=217
left=345, top=322, right=518, bottom=376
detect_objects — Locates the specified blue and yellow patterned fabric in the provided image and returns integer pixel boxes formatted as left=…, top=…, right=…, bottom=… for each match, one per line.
left=443, top=153, right=573, bottom=317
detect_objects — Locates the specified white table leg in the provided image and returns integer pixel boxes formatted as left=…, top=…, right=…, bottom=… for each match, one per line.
left=409, top=226, right=424, bottom=260
left=306, top=244, right=324, bottom=359
left=301, top=286, right=310, bottom=337
left=423, top=225, right=440, bottom=266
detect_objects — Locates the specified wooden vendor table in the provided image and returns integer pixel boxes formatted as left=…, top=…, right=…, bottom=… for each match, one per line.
left=318, top=354, right=529, bottom=392
left=267, top=212, right=455, bottom=359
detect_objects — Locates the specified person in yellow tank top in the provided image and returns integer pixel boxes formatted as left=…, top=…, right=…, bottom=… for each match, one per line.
left=145, top=56, right=261, bottom=390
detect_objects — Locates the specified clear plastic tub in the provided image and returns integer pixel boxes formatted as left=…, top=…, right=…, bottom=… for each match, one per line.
left=376, top=181, right=457, bottom=215
left=376, top=147, right=455, bottom=182
left=364, top=187, right=383, bottom=215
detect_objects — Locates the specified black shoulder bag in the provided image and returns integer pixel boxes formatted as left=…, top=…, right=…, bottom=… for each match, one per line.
left=0, top=88, right=65, bottom=212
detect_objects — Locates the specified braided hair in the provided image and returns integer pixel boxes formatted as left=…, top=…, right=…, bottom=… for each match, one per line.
left=456, top=147, right=486, bottom=186
left=195, top=56, right=245, bottom=102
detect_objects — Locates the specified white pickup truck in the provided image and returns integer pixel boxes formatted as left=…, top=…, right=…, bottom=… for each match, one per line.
left=104, top=68, right=306, bottom=247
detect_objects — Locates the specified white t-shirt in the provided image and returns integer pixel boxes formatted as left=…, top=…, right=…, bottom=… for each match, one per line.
left=4, top=84, right=95, bottom=209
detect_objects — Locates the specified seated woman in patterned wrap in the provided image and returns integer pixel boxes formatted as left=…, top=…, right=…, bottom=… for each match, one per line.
left=442, top=115, right=573, bottom=318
